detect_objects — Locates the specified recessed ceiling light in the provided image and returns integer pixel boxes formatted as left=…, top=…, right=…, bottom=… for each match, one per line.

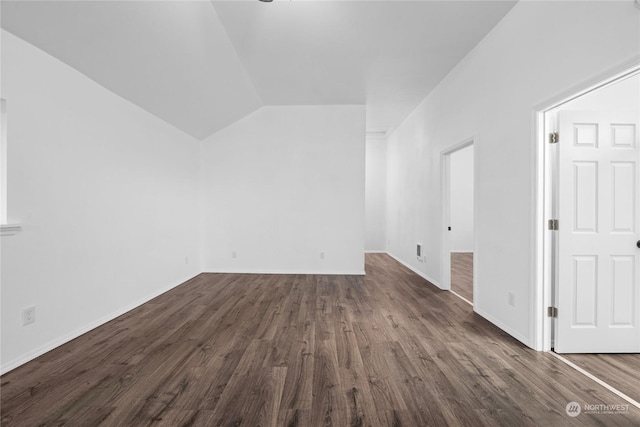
left=259, top=0, right=273, bottom=2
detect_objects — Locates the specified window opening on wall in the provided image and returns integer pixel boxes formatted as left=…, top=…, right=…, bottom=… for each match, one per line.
left=0, top=98, right=22, bottom=236
left=1, top=98, right=7, bottom=224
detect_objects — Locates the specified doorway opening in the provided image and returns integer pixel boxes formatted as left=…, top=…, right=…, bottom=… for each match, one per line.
left=538, top=68, right=640, bottom=354
left=442, top=139, right=475, bottom=305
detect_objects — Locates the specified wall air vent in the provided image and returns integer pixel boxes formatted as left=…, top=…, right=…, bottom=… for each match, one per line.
left=366, top=129, right=389, bottom=139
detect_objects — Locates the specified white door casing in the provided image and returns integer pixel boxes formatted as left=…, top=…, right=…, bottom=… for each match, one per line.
left=555, top=110, right=640, bottom=353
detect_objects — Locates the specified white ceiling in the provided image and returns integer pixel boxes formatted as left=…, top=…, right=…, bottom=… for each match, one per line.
left=1, top=0, right=516, bottom=140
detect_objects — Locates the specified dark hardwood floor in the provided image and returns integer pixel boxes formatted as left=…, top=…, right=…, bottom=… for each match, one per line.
left=561, top=353, right=640, bottom=407
left=2, top=254, right=639, bottom=426
left=448, top=253, right=640, bottom=408
left=451, top=252, right=473, bottom=302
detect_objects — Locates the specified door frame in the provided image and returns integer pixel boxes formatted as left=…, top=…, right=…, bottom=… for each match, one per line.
left=533, top=60, right=640, bottom=352
left=441, top=138, right=475, bottom=297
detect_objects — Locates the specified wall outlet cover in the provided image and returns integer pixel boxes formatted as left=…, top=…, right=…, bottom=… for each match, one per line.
left=22, top=306, right=35, bottom=325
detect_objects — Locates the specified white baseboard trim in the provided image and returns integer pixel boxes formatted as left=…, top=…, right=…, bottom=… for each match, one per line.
left=365, top=250, right=387, bottom=254
left=450, top=289, right=473, bottom=306
left=384, top=252, right=533, bottom=350
left=385, top=252, right=444, bottom=290
left=0, top=273, right=201, bottom=375
left=203, top=268, right=366, bottom=276
left=473, top=306, right=533, bottom=349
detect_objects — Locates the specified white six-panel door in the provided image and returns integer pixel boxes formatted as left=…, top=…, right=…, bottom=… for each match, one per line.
left=555, top=111, right=640, bottom=353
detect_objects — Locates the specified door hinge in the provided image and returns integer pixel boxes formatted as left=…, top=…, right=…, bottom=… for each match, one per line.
left=548, top=219, right=559, bottom=230
left=549, top=132, right=559, bottom=144
left=547, top=306, right=558, bottom=318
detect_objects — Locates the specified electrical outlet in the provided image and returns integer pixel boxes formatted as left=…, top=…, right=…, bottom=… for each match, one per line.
left=185, top=256, right=189, bottom=265
left=508, top=292, right=515, bottom=307
left=22, top=306, right=35, bottom=326
left=320, top=252, right=325, bottom=260
left=231, top=251, right=237, bottom=259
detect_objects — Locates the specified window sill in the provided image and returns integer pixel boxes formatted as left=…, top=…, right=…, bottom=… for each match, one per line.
left=1, top=224, right=22, bottom=236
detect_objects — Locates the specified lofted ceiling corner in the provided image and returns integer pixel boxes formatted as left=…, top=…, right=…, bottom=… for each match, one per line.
left=212, top=0, right=517, bottom=134
left=1, top=0, right=263, bottom=140
left=1, top=0, right=517, bottom=140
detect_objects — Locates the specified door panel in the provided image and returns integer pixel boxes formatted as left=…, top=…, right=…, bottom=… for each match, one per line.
left=573, top=161, right=598, bottom=232
left=572, top=255, right=597, bottom=326
left=555, top=111, right=640, bottom=353
left=611, top=255, right=634, bottom=326
left=612, top=124, right=636, bottom=147
left=612, top=162, right=635, bottom=232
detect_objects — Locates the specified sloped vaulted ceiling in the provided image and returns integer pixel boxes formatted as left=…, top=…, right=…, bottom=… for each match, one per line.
left=1, top=0, right=262, bottom=140
left=0, top=0, right=516, bottom=140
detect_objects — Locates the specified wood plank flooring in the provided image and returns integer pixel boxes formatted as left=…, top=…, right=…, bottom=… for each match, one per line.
left=561, top=353, right=640, bottom=406
left=447, top=252, right=640, bottom=407
left=451, top=252, right=473, bottom=301
left=2, top=253, right=639, bottom=426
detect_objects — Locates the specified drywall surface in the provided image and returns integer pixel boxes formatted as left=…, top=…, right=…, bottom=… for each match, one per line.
left=562, top=73, right=639, bottom=112
left=201, top=105, right=365, bottom=274
left=386, top=1, right=639, bottom=348
left=0, top=30, right=201, bottom=373
left=449, top=144, right=474, bottom=253
left=365, top=137, right=387, bottom=252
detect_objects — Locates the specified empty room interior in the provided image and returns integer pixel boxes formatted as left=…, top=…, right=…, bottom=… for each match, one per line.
left=1, top=1, right=640, bottom=425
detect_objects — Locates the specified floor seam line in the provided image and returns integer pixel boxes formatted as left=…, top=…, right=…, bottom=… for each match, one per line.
left=446, top=288, right=639, bottom=412
left=549, top=351, right=640, bottom=410
left=449, top=289, right=473, bottom=307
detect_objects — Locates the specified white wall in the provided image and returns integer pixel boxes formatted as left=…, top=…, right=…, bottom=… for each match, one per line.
left=561, top=73, right=639, bottom=112
left=365, top=137, right=387, bottom=252
left=201, top=105, right=365, bottom=274
left=449, top=144, right=474, bottom=253
left=386, top=1, right=639, bottom=347
left=0, top=30, right=201, bottom=373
